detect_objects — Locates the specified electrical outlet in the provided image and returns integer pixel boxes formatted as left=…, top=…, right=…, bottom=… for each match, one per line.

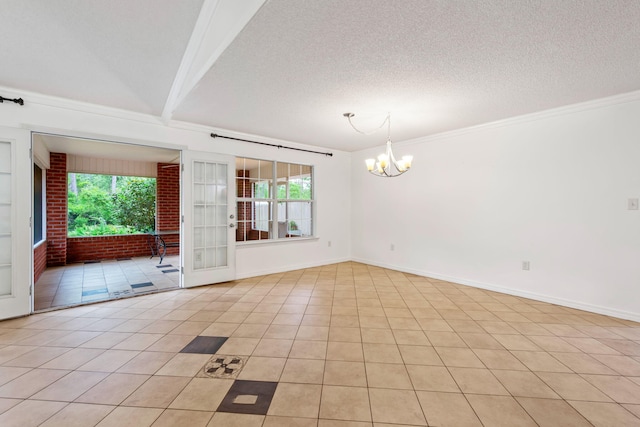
left=390, top=244, right=395, bottom=251
left=522, top=261, right=530, bottom=271
left=628, top=198, right=639, bottom=210
left=328, top=241, right=332, bottom=247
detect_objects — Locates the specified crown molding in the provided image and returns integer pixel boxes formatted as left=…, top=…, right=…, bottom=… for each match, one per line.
left=7, top=83, right=639, bottom=155
left=397, top=89, right=640, bottom=148
left=0, top=85, right=346, bottom=156
left=0, top=85, right=166, bottom=126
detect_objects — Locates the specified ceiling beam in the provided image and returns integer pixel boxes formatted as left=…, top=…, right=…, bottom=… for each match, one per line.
left=161, top=0, right=266, bottom=123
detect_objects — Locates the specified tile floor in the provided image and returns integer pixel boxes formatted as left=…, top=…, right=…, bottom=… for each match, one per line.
left=34, top=256, right=180, bottom=311
left=1, top=262, right=639, bottom=426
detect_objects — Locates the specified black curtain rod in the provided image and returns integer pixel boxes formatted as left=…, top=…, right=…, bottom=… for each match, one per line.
left=211, top=133, right=333, bottom=157
left=0, top=96, right=24, bottom=105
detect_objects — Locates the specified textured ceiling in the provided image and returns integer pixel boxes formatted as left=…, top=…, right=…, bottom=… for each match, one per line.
left=2, top=0, right=640, bottom=152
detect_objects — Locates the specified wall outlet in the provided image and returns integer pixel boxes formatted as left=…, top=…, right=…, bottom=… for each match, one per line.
left=328, top=240, right=332, bottom=247
left=522, top=261, right=530, bottom=271
left=390, top=244, right=395, bottom=251
left=628, top=198, right=639, bottom=210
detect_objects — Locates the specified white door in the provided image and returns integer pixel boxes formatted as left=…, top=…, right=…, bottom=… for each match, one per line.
left=182, top=150, right=236, bottom=287
left=0, top=128, right=32, bottom=319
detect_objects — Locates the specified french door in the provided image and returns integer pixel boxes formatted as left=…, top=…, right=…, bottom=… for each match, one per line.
left=182, top=150, right=236, bottom=287
left=0, top=128, right=31, bottom=320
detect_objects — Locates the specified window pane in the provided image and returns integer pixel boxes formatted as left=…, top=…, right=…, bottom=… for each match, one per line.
left=278, top=201, right=312, bottom=238
left=205, top=163, right=216, bottom=184
left=276, top=162, right=312, bottom=200
left=216, top=246, right=227, bottom=267
left=206, top=248, right=215, bottom=269
left=194, top=206, right=205, bottom=226
left=235, top=158, right=312, bottom=242
left=0, top=205, right=10, bottom=234
left=254, top=181, right=270, bottom=198
left=0, top=236, right=11, bottom=264
left=33, top=164, right=43, bottom=244
left=194, top=248, right=204, bottom=269
left=194, top=226, right=205, bottom=247
left=217, top=164, right=227, bottom=185
left=194, top=162, right=205, bottom=182
left=0, top=266, right=11, bottom=296
left=0, top=174, right=10, bottom=204
left=193, top=160, right=228, bottom=271
left=253, top=201, right=271, bottom=231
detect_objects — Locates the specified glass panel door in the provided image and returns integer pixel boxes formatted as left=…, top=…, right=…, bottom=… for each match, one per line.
left=182, top=150, right=235, bottom=287
left=0, top=141, right=12, bottom=297
left=0, top=128, right=31, bottom=319
left=193, top=161, right=228, bottom=270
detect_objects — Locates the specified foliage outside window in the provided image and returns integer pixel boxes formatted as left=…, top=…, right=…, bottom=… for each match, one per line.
left=236, top=158, right=313, bottom=242
left=68, top=173, right=156, bottom=236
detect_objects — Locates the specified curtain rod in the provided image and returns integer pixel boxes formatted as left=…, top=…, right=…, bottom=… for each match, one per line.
left=0, top=96, right=24, bottom=105
left=210, top=133, right=333, bottom=157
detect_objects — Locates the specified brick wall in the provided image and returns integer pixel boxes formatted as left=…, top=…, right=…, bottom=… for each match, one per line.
left=44, top=157, right=180, bottom=265
left=157, top=163, right=180, bottom=255
left=67, top=235, right=152, bottom=263
left=46, top=153, right=67, bottom=266
left=33, top=243, right=47, bottom=283
left=236, top=170, right=251, bottom=241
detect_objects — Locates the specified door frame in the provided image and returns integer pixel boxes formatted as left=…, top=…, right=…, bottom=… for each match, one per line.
left=0, top=127, right=32, bottom=320
left=28, top=127, right=188, bottom=311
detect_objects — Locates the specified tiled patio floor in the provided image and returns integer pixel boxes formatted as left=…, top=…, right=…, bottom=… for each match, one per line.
left=34, top=256, right=180, bottom=311
left=2, top=262, right=639, bottom=426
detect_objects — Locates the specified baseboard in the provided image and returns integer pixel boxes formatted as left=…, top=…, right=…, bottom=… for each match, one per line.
left=235, top=256, right=351, bottom=280
left=351, top=257, right=640, bottom=323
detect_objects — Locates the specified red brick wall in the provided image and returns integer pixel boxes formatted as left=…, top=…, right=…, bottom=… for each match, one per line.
left=33, top=243, right=47, bottom=283
left=45, top=158, right=180, bottom=265
left=46, top=153, right=67, bottom=266
left=67, top=235, right=152, bottom=263
left=157, top=163, right=180, bottom=230
left=236, top=170, right=252, bottom=241
left=156, top=163, right=180, bottom=255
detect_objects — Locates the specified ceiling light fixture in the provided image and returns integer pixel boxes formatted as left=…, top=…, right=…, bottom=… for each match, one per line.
left=343, top=112, right=413, bottom=177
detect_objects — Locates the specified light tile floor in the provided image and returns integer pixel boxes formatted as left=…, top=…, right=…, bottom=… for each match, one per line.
left=1, top=262, right=638, bottom=426
left=34, top=256, right=180, bottom=310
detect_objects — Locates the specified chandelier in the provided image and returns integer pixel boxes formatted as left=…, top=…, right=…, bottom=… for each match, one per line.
left=343, top=112, right=413, bottom=177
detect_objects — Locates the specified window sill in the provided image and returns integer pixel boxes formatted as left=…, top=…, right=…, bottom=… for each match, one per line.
left=236, top=236, right=319, bottom=248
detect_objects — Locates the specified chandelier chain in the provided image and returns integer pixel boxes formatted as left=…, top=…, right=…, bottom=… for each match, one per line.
left=345, top=113, right=391, bottom=137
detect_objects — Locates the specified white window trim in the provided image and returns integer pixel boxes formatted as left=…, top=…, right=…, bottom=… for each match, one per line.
left=236, top=159, right=314, bottom=244
left=33, top=162, right=46, bottom=247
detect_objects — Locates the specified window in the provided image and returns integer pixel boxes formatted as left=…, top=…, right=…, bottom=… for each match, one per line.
left=33, top=164, right=45, bottom=245
left=68, top=173, right=156, bottom=236
left=236, top=158, right=313, bottom=242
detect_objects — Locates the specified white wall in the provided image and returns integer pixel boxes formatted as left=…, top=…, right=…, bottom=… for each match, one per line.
left=0, top=88, right=351, bottom=280
left=351, top=94, right=640, bottom=322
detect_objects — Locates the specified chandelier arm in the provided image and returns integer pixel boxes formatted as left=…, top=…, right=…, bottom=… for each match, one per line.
left=346, top=111, right=413, bottom=178
left=368, top=169, right=406, bottom=178
left=346, top=113, right=390, bottom=136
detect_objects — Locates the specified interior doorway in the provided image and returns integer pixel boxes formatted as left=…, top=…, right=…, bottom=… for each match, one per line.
left=32, top=133, right=182, bottom=311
